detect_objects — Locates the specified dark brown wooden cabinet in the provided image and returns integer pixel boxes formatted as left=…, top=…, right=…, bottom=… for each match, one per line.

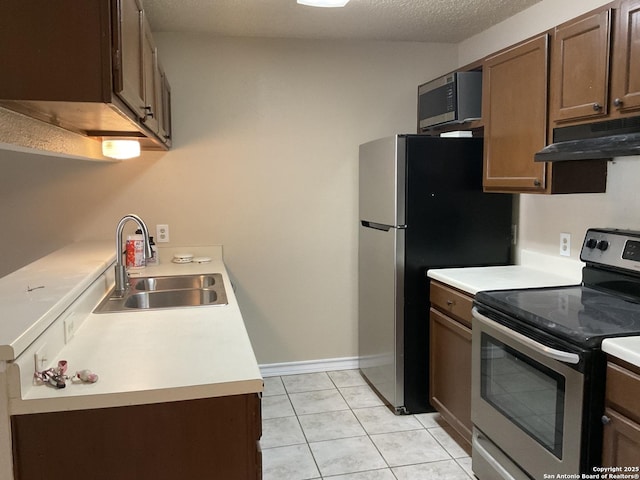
left=481, top=35, right=606, bottom=194
left=611, top=0, right=640, bottom=115
left=11, top=394, right=262, bottom=480
left=550, top=9, right=612, bottom=124
left=0, top=0, right=171, bottom=151
left=158, top=67, right=173, bottom=146
left=550, top=0, right=640, bottom=126
left=113, top=0, right=146, bottom=120
left=141, top=15, right=161, bottom=136
left=429, top=281, right=473, bottom=447
left=482, top=35, right=549, bottom=193
left=602, top=360, right=640, bottom=468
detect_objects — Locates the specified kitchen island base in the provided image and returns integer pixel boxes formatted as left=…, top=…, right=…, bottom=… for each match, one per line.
left=11, top=393, right=262, bottom=480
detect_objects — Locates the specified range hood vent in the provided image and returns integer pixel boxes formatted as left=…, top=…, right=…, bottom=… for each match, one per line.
left=535, top=116, right=640, bottom=162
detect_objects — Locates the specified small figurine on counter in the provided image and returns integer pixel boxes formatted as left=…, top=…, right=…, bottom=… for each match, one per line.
left=34, top=360, right=98, bottom=388
left=74, top=369, right=99, bottom=383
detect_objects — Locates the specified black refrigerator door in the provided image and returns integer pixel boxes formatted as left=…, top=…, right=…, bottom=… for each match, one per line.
left=401, top=135, right=513, bottom=414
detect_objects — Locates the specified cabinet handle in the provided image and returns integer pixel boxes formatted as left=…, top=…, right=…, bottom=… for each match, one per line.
left=601, top=415, right=611, bottom=425
left=592, top=103, right=602, bottom=111
left=143, top=105, right=155, bottom=119
left=533, top=179, right=541, bottom=187
left=446, top=300, right=456, bottom=306
left=613, top=98, right=623, bottom=108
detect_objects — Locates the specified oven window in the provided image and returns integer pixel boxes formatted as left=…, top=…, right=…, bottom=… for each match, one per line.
left=480, top=333, right=565, bottom=459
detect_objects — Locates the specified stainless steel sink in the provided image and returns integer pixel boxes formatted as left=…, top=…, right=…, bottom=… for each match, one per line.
left=133, top=274, right=217, bottom=291
left=124, top=289, right=220, bottom=309
left=94, top=273, right=228, bottom=313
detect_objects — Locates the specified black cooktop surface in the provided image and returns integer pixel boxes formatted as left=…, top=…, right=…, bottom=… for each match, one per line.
left=475, top=285, right=640, bottom=348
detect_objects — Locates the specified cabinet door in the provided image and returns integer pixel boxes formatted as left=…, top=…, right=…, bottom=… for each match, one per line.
left=483, top=35, right=548, bottom=192
left=550, top=10, right=612, bottom=123
left=12, top=394, right=262, bottom=480
left=157, top=64, right=172, bottom=145
left=429, top=307, right=472, bottom=444
left=611, top=0, right=640, bottom=115
left=141, top=15, right=160, bottom=134
left=112, top=0, right=145, bottom=119
left=602, top=407, right=640, bottom=468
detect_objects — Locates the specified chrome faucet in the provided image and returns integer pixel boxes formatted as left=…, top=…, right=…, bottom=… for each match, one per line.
left=114, top=214, right=153, bottom=296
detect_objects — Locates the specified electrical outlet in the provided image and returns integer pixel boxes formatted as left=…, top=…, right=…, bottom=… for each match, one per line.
left=156, top=224, right=170, bottom=243
left=34, top=343, right=49, bottom=372
left=560, top=233, right=571, bottom=257
left=64, top=316, right=75, bottom=343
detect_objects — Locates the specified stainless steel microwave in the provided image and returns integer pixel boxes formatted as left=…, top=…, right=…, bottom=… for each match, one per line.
left=418, top=71, right=482, bottom=130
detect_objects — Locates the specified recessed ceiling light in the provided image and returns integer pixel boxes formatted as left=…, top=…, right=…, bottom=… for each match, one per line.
left=297, top=0, right=350, bottom=7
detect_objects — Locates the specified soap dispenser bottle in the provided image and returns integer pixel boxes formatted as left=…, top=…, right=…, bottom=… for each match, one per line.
left=147, top=236, right=159, bottom=265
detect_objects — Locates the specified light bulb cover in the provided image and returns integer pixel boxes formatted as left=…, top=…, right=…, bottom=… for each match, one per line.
left=297, top=0, right=350, bottom=7
left=101, top=139, right=141, bottom=160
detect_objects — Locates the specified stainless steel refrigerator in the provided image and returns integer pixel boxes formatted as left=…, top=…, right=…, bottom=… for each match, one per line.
left=358, top=134, right=513, bottom=414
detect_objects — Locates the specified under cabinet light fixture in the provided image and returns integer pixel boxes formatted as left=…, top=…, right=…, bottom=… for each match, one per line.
left=297, top=0, right=350, bottom=7
left=101, top=139, right=141, bottom=160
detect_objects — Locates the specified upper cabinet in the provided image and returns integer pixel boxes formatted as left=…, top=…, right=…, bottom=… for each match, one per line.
left=550, top=9, right=612, bottom=123
left=482, top=35, right=549, bottom=192
left=113, top=0, right=146, bottom=121
left=481, top=35, right=607, bottom=194
left=611, top=0, right=640, bottom=115
left=0, top=0, right=171, bottom=151
left=550, top=0, right=640, bottom=126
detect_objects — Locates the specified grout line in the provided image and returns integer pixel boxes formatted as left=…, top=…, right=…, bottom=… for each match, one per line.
left=264, top=370, right=472, bottom=479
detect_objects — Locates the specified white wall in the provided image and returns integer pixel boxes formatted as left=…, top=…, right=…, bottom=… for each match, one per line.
left=151, top=35, right=458, bottom=363
left=0, top=36, right=458, bottom=365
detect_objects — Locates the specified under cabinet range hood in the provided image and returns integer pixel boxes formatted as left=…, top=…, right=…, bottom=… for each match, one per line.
left=535, top=116, right=640, bottom=162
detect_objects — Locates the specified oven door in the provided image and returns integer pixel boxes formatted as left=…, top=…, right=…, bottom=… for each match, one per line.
left=471, top=307, right=585, bottom=479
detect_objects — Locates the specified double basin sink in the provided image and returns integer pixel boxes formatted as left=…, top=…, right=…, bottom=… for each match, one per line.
left=94, top=273, right=228, bottom=313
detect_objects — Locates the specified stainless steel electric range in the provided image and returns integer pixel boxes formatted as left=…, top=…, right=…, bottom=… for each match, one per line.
left=471, top=228, right=640, bottom=480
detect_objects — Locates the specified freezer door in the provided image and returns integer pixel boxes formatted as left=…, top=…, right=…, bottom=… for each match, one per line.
left=358, top=222, right=405, bottom=410
left=359, top=135, right=406, bottom=227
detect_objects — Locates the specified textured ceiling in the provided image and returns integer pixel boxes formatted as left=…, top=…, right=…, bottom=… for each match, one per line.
left=143, top=0, right=542, bottom=43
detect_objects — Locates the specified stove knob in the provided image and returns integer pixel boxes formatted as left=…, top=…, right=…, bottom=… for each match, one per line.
left=585, top=238, right=598, bottom=249
left=596, top=240, right=609, bottom=251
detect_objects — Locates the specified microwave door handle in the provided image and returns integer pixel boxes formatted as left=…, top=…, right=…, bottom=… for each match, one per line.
left=472, top=307, right=580, bottom=365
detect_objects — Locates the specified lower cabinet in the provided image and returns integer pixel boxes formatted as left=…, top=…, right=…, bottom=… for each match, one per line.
left=602, top=360, right=640, bottom=467
left=429, top=281, right=473, bottom=446
left=11, top=393, right=262, bottom=480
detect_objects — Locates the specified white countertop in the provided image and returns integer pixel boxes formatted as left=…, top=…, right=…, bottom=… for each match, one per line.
left=428, top=265, right=580, bottom=295
left=602, top=337, right=640, bottom=368
left=2, top=243, right=263, bottom=415
left=0, top=241, right=115, bottom=361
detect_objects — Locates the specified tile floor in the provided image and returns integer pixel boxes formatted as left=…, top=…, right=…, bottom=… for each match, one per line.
left=261, top=370, right=475, bottom=480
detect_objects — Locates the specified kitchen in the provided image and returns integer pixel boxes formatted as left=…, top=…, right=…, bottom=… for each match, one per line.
left=1, top=0, right=639, bottom=478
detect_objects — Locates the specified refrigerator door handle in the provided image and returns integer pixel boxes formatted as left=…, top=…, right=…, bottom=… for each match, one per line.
left=361, top=221, right=406, bottom=231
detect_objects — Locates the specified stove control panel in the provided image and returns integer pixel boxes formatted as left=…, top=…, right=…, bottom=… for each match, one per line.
left=581, top=228, right=640, bottom=272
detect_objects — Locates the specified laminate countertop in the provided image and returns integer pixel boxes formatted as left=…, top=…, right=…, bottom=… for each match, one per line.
left=602, top=337, right=640, bottom=368
left=1, top=242, right=263, bottom=416
left=427, top=250, right=582, bottom=296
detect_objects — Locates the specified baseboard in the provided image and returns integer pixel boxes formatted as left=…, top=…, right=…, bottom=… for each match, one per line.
left=259, top=356, right=359, bottom=378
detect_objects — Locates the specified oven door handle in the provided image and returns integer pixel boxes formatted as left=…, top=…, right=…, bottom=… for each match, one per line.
left=472, top=307, right=580, bottom=365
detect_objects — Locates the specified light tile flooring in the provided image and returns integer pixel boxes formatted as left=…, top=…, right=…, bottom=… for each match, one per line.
left=261, top=370, right=475, bottom=480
